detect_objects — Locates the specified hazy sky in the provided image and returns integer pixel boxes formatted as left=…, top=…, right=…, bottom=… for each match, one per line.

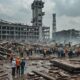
left=0, top=0, right=80, bottom=31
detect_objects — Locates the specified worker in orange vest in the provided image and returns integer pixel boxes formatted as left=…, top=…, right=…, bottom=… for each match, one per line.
left=16, top=57, right=21, bottom=76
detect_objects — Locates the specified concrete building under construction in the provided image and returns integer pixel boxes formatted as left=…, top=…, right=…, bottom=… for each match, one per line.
left=0, top=20, right=50, bottom=42
left=0, top=20, right=27, bottom=41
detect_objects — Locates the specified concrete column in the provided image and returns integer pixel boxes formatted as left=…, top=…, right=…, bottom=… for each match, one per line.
left=1, top=26, right=2, bottom=40
left=14, top=27, right=15, bottom=40
left=39, top=26, right=43, bottom=41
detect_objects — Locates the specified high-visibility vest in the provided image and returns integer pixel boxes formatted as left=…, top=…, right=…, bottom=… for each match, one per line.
left=16, top=59, right=20, bottom=66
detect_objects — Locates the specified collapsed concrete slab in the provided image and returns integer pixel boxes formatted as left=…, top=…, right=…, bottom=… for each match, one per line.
left=50, top=59, right=80, bottom=74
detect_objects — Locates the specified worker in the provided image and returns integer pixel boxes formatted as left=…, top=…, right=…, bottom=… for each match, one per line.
left=20, top=58, right=25, bottom=75
left=11, top=58, right=16, bottom=78
left=16, top=57, right=21, bottom=76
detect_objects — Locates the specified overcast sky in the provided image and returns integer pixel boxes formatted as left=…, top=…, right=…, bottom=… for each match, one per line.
left=0, top=0, right=80, bottom=31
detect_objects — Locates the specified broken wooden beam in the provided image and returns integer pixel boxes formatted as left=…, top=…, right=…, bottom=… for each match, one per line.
left=33, top=70, right=55, bottom=80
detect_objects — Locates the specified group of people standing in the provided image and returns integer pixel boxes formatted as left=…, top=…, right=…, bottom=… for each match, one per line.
left=57, top=46, right=80, bottom=58
left=11, top=57, right=26, bottom=78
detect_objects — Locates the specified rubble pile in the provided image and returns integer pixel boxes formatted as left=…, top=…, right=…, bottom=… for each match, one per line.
left=0, top=41, right=80, bottom=80
left=37, top=59, right=80, bottom=80
left=26, top=59, right=80, bottom=80
left=0, top=62, right=10, bottom=80
left=27, top=72, right=46, bottom=80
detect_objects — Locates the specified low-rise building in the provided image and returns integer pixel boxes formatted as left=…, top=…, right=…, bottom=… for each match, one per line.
left=0, top=20, right=27, bottom=41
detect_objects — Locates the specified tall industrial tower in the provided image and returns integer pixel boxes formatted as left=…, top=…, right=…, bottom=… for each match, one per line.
left=31, top=0, right=45, bottom=41
left=52, top=13, right=56, bottom=40
left=53, top=13, right=56, bottom=33
left=31, top=0, right=45, bottom=27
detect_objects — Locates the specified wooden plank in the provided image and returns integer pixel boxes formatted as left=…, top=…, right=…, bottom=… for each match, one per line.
left=0, top=73, right=8, bottom=77
left=33, top=70, right=55, bottom=80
